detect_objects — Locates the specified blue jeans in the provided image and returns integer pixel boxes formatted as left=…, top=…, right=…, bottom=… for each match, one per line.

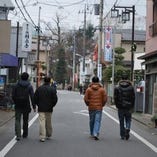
left=118, top=109, right=132, bottom=138
left=89, top=110, right=102, bottom=137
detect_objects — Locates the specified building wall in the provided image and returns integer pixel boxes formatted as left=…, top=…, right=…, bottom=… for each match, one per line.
left=122, top=41, right=145, bottom=61
left=143, top=0, right=157, bottom=114
left=0, top=20, right=11, bottom=53
left=146, top=0, right=157, bottom=53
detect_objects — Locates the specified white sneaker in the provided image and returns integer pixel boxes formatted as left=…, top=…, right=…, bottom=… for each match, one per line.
left=40, top=138, right=45, bottom=142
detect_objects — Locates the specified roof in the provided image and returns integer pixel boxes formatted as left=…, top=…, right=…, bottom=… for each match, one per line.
left=0, top=0, right=14, bottom=10
left=138, top=51, right=157, bottom=59
left=115, top=29, right=146, bottom=42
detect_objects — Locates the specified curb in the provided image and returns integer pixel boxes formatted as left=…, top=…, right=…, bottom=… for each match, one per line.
left=0, top=109, right=15, bottom=127
left=0, top=115, right=15, bottom=127
left=108, top=105, right=153, bottom=128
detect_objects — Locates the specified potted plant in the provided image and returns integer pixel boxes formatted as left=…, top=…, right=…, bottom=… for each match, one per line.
left=151, top=114, right=157, bottom=128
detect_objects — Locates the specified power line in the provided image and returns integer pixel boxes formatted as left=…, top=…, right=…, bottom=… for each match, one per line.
left=15, top=0, right=28, bottom=22
left=20, top=0, right=37, bottom=27
left=104, top=0, right=118, bottom=20
left=36, top=0, right=86, bottom=8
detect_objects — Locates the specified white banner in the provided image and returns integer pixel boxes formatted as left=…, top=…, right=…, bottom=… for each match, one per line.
left=97, top=64, right=102, bottom=81
left=104, top=26, right=113, bottom=62
left=22, top=22, right=32, bottom=52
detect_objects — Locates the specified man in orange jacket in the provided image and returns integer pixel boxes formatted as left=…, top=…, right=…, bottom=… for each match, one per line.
left=84, top=76, right=107, bottom=140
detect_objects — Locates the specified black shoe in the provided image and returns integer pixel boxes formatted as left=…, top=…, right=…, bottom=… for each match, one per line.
left=125, top=129, right=130, bottom=140
left=121, top=137, right=125, bottom=140
left=23, top=132, right=28, bottom=138
left=94, top=136, right=99, bottom=140
left=23, top=135, right=28, bottom=138
left=16, top=137, right=21, bottom=141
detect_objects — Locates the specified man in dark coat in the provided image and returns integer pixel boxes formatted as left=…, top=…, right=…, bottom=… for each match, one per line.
left=34, top=77, right=58, bottom=142
left=114, top=74, right=135, bottom=140
left=12, top=72, right=36, bottom=140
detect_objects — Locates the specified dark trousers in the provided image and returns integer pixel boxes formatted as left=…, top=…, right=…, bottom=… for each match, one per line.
left=118, top=109, right=131, bottom=138
left=15, top=109, right=29, bottom=138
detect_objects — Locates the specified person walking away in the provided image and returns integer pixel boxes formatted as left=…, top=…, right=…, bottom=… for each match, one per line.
left=84, top=76, right=107, bottom=140
left=12, top=72, right=36, bottom=141
left=79, top=84, right=83, bottom=95
left=114, top=73, right=135, bottom=140
left=50, top=78, right=57, bottom=91
left=34, top=77, right=58, bottom=142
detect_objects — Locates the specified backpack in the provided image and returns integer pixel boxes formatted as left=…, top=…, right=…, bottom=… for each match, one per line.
left=14, top=84, right=30, bottom=105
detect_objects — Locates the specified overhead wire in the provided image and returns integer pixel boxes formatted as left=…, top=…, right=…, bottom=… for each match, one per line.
left=104, top=0, right=118, bottom=19
left=15, top=0, right=28, bottom=22
left=36, top=0, right=86, bottom=8
left=20, top=0, right=37, bottom=27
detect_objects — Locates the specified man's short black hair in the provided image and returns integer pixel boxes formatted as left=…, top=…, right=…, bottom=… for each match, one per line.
left=92, top=76, right=99, bottom=83
left=21, top=72, right=29, bottom=80
left=44, top=77, right=51, bottom=83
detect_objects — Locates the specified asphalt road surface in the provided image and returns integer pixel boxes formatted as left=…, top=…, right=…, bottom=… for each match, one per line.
left=0, top=90, right=157, bottom=157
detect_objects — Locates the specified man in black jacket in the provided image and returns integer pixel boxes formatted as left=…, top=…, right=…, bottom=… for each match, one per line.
left=34, top=77, right=58, bottom=142
left=12, top=72, right=36, bottom=140
left=114, top=74, right=135, bottom=140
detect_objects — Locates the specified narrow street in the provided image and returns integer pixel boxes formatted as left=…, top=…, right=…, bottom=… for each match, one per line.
left=0, top=90, right=157, bottom=157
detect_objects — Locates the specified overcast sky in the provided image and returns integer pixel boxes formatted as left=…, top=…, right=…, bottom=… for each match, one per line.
left=9, top=0, right=146, bottom=30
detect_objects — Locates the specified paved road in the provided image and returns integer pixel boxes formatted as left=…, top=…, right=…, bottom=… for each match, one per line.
left=0, top=90, right=157, bottom=157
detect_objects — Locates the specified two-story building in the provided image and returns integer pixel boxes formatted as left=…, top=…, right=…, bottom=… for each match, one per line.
left=138, top=0, right=157, bottom=114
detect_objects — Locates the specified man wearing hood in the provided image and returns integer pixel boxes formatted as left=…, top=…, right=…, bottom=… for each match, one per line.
left=84, top=76, right=107, bottom=140
left=114, top=73, right=135, bottom=140
left=12, top=72, right=36, bottom=140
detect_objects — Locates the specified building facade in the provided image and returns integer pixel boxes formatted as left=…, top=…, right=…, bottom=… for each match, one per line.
left=139, top=0, right=157, bottom=114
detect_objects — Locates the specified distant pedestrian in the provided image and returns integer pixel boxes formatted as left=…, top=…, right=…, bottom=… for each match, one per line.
left=12, top=72, right=36, bottom=141
left=114, top=73, right=135, bottom=140
left=84, top=76, right=107, bottom=140
left=50, top=78, right=57, bottom=91
left=79, top=84, right=83, bottom=95
left=34, top=77, right=58, bottom=142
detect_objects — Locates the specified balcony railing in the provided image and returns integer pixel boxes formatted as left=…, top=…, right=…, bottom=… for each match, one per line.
left=149, top=20, right=157, bottom=37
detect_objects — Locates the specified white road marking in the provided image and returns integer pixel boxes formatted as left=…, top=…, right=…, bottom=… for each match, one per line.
left=74, top=109, right=157, bottom=153
left=0, top=113, right=39, bottom=157
left=103, top=110, right=157, bottom=153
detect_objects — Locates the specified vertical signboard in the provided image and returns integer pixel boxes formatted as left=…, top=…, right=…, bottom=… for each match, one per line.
left=22, top=22, right=32, bottom=52
left=97, top=63, right=102, bottom=81
left=104, top=26, right=113, bottom=62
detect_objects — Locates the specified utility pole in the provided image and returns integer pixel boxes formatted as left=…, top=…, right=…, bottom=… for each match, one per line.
left=131, top=5, right=135, bottom=82
left=15, top=21, right=19, bottom=79
left=111, top=5, right=135, bottom=82
left=36, top=6, right=41, bottom=89
left=97, top=0, right=103, bottom=81
left=112, top=27, right=115, bottom=104
left=83, top=4, right=86, bottom=73
left=72, top=32, right=76, bottom=90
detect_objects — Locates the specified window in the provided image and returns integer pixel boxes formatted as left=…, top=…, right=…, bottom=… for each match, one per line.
left=153, top=0, right=157, bottom=23
left=149, top=0, right=157, bottom=36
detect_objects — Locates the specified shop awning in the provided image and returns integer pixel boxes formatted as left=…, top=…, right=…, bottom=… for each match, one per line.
left=0, top=53, right=18, bottom=67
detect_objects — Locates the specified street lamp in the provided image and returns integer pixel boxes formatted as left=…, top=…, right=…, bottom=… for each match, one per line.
left=72, top=33, right=76, bottom=90
left=111, top=5, right=135, bottom=82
